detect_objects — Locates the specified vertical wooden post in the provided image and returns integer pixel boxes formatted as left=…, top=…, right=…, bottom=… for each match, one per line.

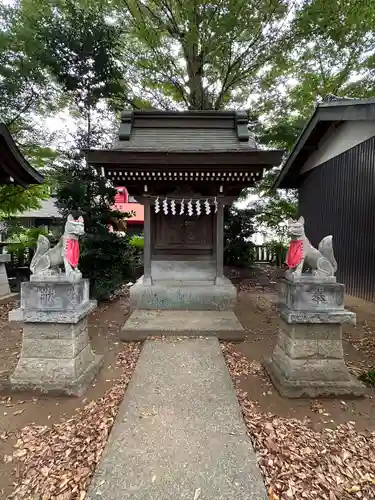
left=143, top=198, right=152, bottom=285
left=215, top=200, right=225, bottom=285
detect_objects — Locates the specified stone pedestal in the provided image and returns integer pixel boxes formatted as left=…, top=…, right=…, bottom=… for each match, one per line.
left=9, top=277, right=103, bottom=396
left=0, top=254, right=11, bottom=297
left=264, top=278, right=366, bottom=398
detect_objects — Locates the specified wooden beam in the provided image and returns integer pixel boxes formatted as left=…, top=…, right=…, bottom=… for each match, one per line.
left=143, top=198, right=152, bottom=285
left=215, top=200, right=225, bottom=285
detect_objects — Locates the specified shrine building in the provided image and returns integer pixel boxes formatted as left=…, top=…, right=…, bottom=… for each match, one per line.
left=86, top=110, right=283, bottom=334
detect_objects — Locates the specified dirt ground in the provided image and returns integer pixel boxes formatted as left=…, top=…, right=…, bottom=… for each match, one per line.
left=0, top=292, right=132, bottom=498
left=0, top=265, right=374, bottom=498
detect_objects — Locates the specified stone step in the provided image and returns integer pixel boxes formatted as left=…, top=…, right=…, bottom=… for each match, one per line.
left=88, top=338, right=267, bottom=500
left=120, top=310, right=245, bottom=340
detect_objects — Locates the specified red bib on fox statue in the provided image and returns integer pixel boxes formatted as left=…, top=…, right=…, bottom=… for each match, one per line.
left=286, top=239, right=303, bottom=268
left=66, top=239, right=80, bottom=268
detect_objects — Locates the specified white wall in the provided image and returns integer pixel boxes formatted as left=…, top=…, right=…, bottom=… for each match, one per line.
left=301, top=120, right=375, bottom=174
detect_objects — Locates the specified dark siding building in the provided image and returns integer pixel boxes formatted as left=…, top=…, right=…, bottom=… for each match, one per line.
left=274, top=98, right=375, bottom=302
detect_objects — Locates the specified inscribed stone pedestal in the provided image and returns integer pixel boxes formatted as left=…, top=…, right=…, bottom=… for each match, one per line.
left=264, top=278, right=366, bottom=398
left=9, top=278, right=103, bottom=396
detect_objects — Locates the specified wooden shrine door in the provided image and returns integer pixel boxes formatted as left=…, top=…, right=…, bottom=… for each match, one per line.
left=153, top=213, right=214, bottom=257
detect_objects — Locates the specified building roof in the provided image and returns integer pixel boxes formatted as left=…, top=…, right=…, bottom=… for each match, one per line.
left=0, top=123, right=44, bottom=187
left=86, top=109, right=283, bottom=170
left=112, top=110, right=257, bottom=152
left=85, top=110, right=284, bottom=197
left=18, top=195, right=145, bottom=224
left=18, top=197, right=62, bottom=219
left=274, top=98, right=375, bottom=189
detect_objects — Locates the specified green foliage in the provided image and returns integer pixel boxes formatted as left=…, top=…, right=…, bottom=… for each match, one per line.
left=119, top=0, right=297, bottom=110
left=16, top=0, right=127, bottom=148
left=0, top=2, right=60, bottom=215
left=359, top=370, right=375, bottom=387
left=0, top=184, right=50, bottom=218
left=0, top=3, right=54, bottom=126
left=130, top=234, right=144, bottom=249
left=224, top=207, right=255, bottom=267
left=7, top=227, right=48, bottom=255
left=53, top=158, right=135, bottom=301
left=253, top=0, right=375, bottom=150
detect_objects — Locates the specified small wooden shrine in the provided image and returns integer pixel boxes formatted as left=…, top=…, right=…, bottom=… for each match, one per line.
left=86, top=110, right=283, bottom=312
left=0, top=123, right=44, bottom=187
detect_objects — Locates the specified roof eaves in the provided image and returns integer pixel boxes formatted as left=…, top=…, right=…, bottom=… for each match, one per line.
left=0, top=123, right=44, bottom=185
left=272, top=98, right=375, bottom=190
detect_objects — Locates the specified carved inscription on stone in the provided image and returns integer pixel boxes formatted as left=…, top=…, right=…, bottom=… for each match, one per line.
left=67, top=285, right=83, bottom=307
left=39, top=285, right=56, bottom=307
left=311, top=287, right=327, bottom=304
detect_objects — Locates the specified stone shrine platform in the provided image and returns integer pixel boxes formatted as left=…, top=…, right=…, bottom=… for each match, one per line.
left=120, top=310, right=245, bottom=340
left=130, top=260, right=237, bottom=311
left=88, top=338, right=267, bottom=500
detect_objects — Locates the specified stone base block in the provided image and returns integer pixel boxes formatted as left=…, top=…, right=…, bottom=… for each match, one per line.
left=279, top=305, right=356, bottom=325
left=120, top=310, right=245, bottom=340
left=130, top=276, right=237, bottom=311
left=9, top=317, right=103, bottom=396
left=263, top=356, right=366, bottom=398
left=10, top=354, right=103, bottom=397
left=264, top=318, right=366, bottom=398
left=279, top=278, right=345, bottom=312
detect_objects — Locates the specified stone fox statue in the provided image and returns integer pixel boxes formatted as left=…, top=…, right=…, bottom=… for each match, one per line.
left=286, top=216, right=337, bottom=279
left=30, top=215, right=85, bottom=279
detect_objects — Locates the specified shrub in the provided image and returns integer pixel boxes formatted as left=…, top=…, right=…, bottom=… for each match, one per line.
left=224, top=206, right=255, bottom=267
left=130, top=234, right=144, bottom=249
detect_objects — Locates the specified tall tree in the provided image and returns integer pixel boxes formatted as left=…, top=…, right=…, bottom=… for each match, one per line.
left=17, top=0, right=128, bottom=149
left=0, top=3, right=60, bottom=217
left=116, top=0, right=299, bottom=110
left=253, top=0, right=375, bottom=150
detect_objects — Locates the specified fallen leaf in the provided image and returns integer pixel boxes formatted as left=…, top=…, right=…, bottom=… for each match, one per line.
left=13, top=409, right=25, bottom=416
left=193, top=488, right=201, bottom=500
left=221, top=340, right=375, bottom=500
left=346, top=485, right=361, bottom=493
left=6, top=342, right=141, bottom=499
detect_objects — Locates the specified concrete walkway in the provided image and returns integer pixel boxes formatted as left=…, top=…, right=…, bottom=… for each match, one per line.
left=88, top=338, right=267, bottom=500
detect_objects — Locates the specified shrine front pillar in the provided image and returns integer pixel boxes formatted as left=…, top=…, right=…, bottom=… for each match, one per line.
left=143, top=198, right=152, bottom=285
left=215, top=200, right=225, bottom=285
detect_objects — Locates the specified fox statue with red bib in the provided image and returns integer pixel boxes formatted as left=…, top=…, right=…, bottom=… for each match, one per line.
left=30, top=214, right=84, bottom=282
left=285, top=216, right=337, bottom=281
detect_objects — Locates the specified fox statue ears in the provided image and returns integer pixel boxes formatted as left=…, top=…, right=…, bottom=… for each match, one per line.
left=288, top=216, right=305, bottom=225
left=67, top=214, right=84, bottom=223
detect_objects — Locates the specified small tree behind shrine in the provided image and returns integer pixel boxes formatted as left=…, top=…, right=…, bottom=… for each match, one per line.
left=53, top=158, right=135, bottom=301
